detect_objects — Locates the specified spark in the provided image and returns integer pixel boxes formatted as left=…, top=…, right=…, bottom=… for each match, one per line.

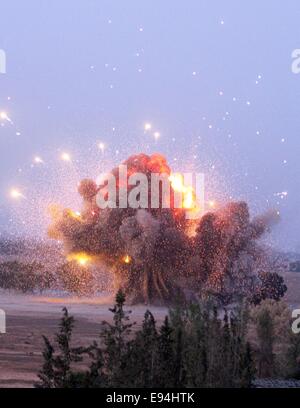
left=67, top=252, right=92, bottom=267
left=68, top=209, right=82, bottom=221
left=144, top=123, right=152, bottom=131
left=208, top=200, right=216, bottom=209
left=61, top=152, right=71, bottom=162
left=274, top=191, right=288, bottom=198
left=0, top=111, right=12, bottom=123
left=153, top=131, right=160, bottom=140
left=123, top=254, right=132, bottom=264
left=10, top=188, right=24, bottom=200
left=98, top=142, right=106, bottom=153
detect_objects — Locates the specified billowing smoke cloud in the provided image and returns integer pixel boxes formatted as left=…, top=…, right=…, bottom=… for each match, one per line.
left=48, top=153, right=280, bottom=305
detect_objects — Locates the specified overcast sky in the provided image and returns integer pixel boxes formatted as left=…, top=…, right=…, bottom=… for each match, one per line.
left=0, top=0, right=299, bottom=251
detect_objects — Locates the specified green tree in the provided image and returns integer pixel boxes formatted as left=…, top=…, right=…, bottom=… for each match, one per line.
left=101, top=290, right=134, bottom=387
left=36, top=308, right=88, bottom=388
left=256, top=309, right=275, bottom=377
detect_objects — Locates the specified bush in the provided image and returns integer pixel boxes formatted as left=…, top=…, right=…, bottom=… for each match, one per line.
left=56, top=261, right=95, bottom=295
left=251, top=272, right=287, bottom=305
left=247, top=299, right=297, bottom=378
left=0, top=261, right=55, bottom=293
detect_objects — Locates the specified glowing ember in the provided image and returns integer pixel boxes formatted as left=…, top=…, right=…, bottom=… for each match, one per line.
left=10, top=188, right=23, bottom=199
left=98, top=142, right=105, bottom=153
left=123, top=255, right=132, bottom=264
left=208, top=200, right=216, bottom=209
left=67, top=252, right=92, bottom=267
left=67, top=209, right=82, bottom=221
left=34, top=156, right=44, bottom=164
left=61, top=152, right=71, bottom=162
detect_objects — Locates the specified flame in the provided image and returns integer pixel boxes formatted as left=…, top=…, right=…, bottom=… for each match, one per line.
left=67, top=252, right=92, bottom=266
left=123, top=254, right=132, bottom=264
left=67, top=209, right=82, bottom=221
left=169, top=174, right=196, bottom=210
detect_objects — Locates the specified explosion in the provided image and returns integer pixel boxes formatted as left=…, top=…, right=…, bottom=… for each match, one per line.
left=48, top=153, right=280, bottom=305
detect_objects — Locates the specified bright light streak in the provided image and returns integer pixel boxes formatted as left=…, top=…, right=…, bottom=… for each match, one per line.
left=61, top=152, right=71, bottom=162
left=208, top=200, right=216, bottom=209
left=123, top=254, right=132, bottom=264
left=10, top=188, right=24, bottom=200
left=98, top=142, right=105, bottom=153
left=34, top=156, right=44, bottom=164
left=67, top=252, right=92, bottom=267
left=144, top=123, right=152, bottom=131
left=0, top=111, right=12, bottom=123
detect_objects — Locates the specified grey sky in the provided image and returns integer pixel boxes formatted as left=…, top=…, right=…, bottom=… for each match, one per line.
left=0, top=0, right=299, bottom=251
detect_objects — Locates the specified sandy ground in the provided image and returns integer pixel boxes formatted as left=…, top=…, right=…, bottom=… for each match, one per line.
left=0, top=292, right=167, bottom=388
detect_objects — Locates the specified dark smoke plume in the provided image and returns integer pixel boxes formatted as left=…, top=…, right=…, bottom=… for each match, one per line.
left=48, top=153, right=280, bottom=305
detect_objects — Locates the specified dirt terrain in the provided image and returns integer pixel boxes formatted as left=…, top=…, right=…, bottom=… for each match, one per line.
left=0, top=292, right=167, bottom=388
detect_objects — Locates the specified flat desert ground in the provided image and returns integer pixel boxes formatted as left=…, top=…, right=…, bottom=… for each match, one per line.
left=0, top=271, right=299, bottom=388
left=0, top=292, right=167, bottom=388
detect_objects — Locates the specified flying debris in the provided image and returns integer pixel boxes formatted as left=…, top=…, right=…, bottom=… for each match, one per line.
left=208, top=200, right=216, bottom=209
left=10, top=188, right=24, bottom=200
left=98, top=142, right=105, bottom=153
left=61, top=152, right=71, bottom=162
left=123, top=255, right=132, bottom=264
left=0, top=111, right=12, bottom=123
left=67, top=252, right=92, bottom=267
left=34, top=156, right=44, bottom=164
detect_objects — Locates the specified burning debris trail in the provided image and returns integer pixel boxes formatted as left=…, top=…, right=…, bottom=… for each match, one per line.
left=48, top=153, right=280, bottom=305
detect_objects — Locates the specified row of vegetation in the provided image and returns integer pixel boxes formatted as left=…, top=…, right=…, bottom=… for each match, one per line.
left=0, top=261, right=287, bottom=306
left=35, top=292, right=300, bottom=388
left=0, top=261, right=95, bottom=294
